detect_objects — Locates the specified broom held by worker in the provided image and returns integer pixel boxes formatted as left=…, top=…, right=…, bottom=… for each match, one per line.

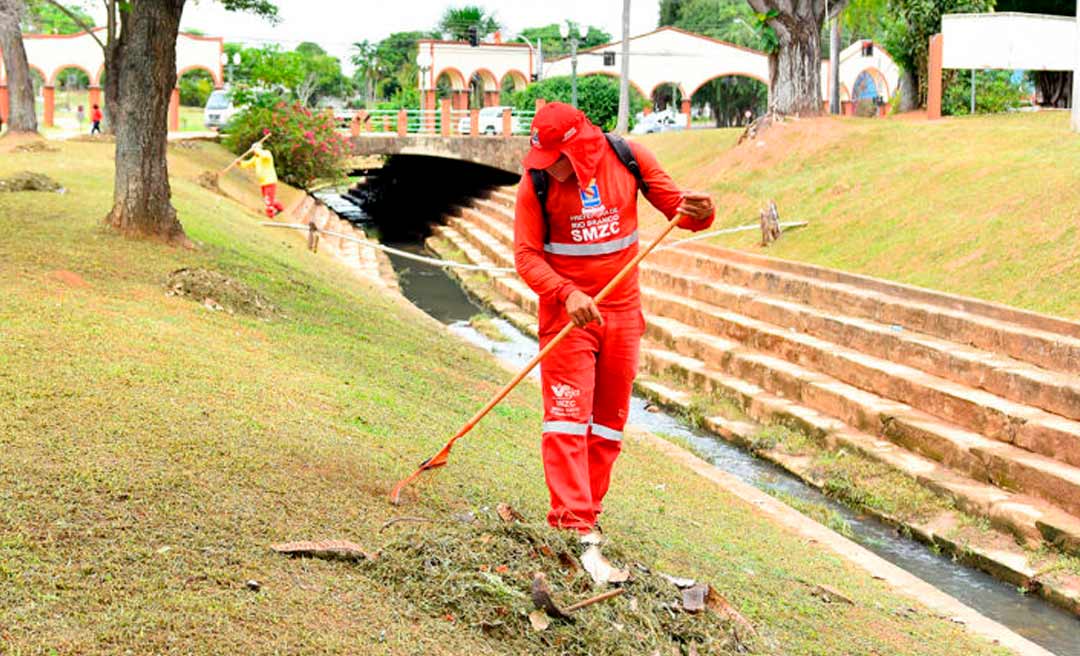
left=238, top=143, right=285, bottom=218
left=513, top=102, right=715, bottom=555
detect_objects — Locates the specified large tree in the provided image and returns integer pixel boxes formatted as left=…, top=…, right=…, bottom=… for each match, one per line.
left=0, top=0, right=38, bottom=133
left=21, top=0, right=90, bottom=33
left=350, top=40, right=377, bottom=103
left=437, top=5, right=499, bottom=41
left=50, top=0, right=277, bottom=243
left=746, top=0, right=849, bottom=115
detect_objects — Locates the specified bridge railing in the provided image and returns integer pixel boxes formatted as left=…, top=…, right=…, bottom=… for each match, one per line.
left=343, top=108, right=536, bottom=138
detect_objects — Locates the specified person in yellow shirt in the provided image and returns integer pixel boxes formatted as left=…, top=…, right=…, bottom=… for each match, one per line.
left=239, top=146, right=285, bottom=217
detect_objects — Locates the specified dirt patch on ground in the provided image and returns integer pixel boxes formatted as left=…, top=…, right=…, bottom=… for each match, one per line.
left=165, top=267, right=276, bottom=318
left=195, top=171, right=222, bottom=192
left=0, top=132, right=46, bottom=153
left=13, top=141, right=60, bottom=153
left=49, top=270, right=90, bottom=289
left=0, top=171, right=64, bottom=193
left=68, top=134, right=116, bottom=143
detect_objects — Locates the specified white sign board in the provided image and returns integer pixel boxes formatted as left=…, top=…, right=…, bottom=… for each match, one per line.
left=942, top=12, right=1077, bottom=71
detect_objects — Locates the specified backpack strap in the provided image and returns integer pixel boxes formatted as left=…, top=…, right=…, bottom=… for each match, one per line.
left=528, top=168, right=550, bottom=241
left=604, top=133, right=649, bottom=195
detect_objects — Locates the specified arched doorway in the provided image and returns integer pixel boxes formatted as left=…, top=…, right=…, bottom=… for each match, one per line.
left=852, top=68, right=887, bottom=102
left=499, top=70, right=527, bottom=105
left=435, top=68, right=467, bottom=109
left=690, top=74, right=768, bottom=127
left=468, top=69, right=498, bottom=108
left=51, top=66, right=93, bottom=130
left=649, top=81, right=685, bottom=114
left=177, top=67, right=216, bottom=131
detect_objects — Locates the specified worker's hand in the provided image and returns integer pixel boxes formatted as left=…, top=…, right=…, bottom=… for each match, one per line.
left=566, top=290, right=603, bottom=328
left=677, top=191, right=715, bottom=222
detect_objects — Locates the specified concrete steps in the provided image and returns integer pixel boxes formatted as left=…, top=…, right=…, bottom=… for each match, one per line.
left=641, top=314, right=1080, bottom=519
left=443, top=185, right=1080, bottom=556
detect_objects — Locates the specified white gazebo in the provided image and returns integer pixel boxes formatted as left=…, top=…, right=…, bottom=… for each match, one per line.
left=0, top=28, right=223, bottom=129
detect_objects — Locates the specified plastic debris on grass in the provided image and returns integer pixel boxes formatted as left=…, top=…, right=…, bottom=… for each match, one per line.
left=272, top=504, right=759, bottom=655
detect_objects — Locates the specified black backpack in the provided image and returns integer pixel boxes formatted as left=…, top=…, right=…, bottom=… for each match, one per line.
left=528, top=133, right=650, bottom=225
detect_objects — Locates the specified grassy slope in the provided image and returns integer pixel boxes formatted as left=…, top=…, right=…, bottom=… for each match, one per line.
left=636, top=112, right=1080, bottom=319
left=0, top=141, right=1008, bottom=655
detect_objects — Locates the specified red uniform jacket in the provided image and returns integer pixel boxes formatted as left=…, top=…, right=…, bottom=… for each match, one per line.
left=514, top=140, right=714, bottom=334
left=91, top=108, right=103, bottom=122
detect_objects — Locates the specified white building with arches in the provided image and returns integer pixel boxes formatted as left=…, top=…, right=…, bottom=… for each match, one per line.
left=418, top=38, right=534, bottom=111
left=0, top=28, right=223, bottom=129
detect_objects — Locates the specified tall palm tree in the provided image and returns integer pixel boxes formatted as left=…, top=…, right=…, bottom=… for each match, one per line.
left=351, top=39, right=377, bottom=102
left=437, top=5, right=499, bottom=42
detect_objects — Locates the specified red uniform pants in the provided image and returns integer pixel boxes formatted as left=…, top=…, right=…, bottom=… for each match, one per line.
left=539, top=307, right=644, bottom=532
left=261, top=184, right=285, bottom=217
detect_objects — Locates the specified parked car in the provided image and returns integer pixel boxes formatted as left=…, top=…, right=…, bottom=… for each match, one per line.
left=631, top=110, right=685, bottom=135
left=457, top=106, right=525, bottom=135
left=204, top=90, right=239, bottom=130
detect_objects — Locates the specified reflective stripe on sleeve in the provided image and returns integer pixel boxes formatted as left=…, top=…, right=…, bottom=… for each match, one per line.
left=542, top=421, right=590, bottom=436
left=543, top=230, right=638, bottom=256
left=589, top=423, right=623, bottom=441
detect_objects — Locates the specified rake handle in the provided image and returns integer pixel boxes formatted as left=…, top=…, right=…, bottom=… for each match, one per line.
left=564, top=587, right=626, bottom=613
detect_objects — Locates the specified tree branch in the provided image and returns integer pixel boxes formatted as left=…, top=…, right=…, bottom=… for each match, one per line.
left=44, top=0, right=104, bottom=50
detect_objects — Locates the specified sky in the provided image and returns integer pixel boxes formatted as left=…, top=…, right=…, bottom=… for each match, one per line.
left=160, top=0, right=663, bottom=74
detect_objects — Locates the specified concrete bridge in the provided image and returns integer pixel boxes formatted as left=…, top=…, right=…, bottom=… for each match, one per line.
left=350, top=134, right=529, bottom=174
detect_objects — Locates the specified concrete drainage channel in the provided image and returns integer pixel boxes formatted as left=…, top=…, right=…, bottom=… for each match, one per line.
left=313, top=186, right=1079, bottom=655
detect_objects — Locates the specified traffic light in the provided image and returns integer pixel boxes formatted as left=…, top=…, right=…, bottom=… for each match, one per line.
left=603, top=51, right=615, bottom=66
left=468, top=25, right=479, bottom=47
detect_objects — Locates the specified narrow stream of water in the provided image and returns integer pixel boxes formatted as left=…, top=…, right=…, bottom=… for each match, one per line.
left=375, top=236, right=1078, bottom=656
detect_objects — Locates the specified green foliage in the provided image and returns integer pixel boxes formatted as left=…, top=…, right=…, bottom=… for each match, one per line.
left=510, top=75, right=645, bottom=132
left=373, top=31, right=433, bottom=101
left=511, top=23, right=612, bottom=59
left=178, top=69, right=214, bottom=107
left=221, top=43, right=352, bottom=107
left=55, top=67, right=90, bottom=89
left=437, top=5, right=500, bottom=41
left=942, top=70, right=1029, bottom=116
left=693, top=77, right=768, bottom=126
left=224, top=102, right=349, bottom=186
left=885, top=0, right=994, bottom=104
left=659, top=0, right=761, bottom=49
left=22, top=0, right=94, bottom=34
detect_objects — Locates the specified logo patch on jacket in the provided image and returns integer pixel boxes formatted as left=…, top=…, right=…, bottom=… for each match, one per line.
left=579, top=179, right=602, bottom=210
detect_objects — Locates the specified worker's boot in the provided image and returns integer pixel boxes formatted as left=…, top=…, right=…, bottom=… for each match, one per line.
left=579, top=530, right=629, bottom=585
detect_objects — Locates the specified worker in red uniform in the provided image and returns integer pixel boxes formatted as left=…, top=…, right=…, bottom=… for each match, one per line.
left=89, top=104, right=103, bottom=135
left=514, top=102, right=715, bottom=566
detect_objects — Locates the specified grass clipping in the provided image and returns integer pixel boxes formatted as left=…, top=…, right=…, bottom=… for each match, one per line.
left=165, top=267, right=276, bottom=318
left=304, top=510, right=756, bottom=655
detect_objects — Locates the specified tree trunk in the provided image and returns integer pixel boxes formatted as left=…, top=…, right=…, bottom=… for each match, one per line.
left=0, top=0, right=38, bottom=133
left=897, top=69, right=917, bottom=112
left=828, top=16, right=840, bottom=114
left=769, top=15, right=823, bottom=116
left=104, top=0, right=187, bottom=244
left=1034, top=71, right=1072, bottom=108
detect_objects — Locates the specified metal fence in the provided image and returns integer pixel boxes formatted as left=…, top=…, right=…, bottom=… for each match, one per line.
left=338, top=108, right=535, bottom=137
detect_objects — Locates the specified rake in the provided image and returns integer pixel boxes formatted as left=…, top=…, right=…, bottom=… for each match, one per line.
left=389, top=215, right=684, bottom=504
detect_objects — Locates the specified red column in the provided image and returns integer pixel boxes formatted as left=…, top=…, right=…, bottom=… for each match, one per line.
left=440, top=98, right=451, bottom=136
left=927, top=33, right=944, bottom=120
left=88, top=86, right=101, bottom=109
left=0, top=85, right=9, bottom=123
left=501, top=107, right=512, bottom=138
left=397, top=109, right=408, bottom=136
left=470, top=108, right=479, bottom=137
left=423, top=89, right=436, bottom=111
left=350, top=114, right=361, bottom=137
left=681, top=99, right=691, bottom=128
left=43, top=85, right=55, bottom=128
left=168, top=87, right=180, bottom=131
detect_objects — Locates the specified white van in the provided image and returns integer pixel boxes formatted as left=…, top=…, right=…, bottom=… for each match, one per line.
left=204, top=90, right=239, bottom=130
left=457, top=106, right=524, bottom=135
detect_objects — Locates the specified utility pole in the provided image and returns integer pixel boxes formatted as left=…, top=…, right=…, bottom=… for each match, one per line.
left=560, top=21, right=583, bottom=108
left=615, top=0, right=631, bottom=134
left=829, top=17, right=840, bottom=114
left=1072, top=1, right=1079, bottom=132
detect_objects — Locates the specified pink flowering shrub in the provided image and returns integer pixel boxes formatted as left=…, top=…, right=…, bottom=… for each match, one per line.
left=224, top=102, right=349, bottom=187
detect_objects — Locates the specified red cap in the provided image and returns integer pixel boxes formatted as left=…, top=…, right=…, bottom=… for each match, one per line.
left=522, top=102, right=588, bottom=170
